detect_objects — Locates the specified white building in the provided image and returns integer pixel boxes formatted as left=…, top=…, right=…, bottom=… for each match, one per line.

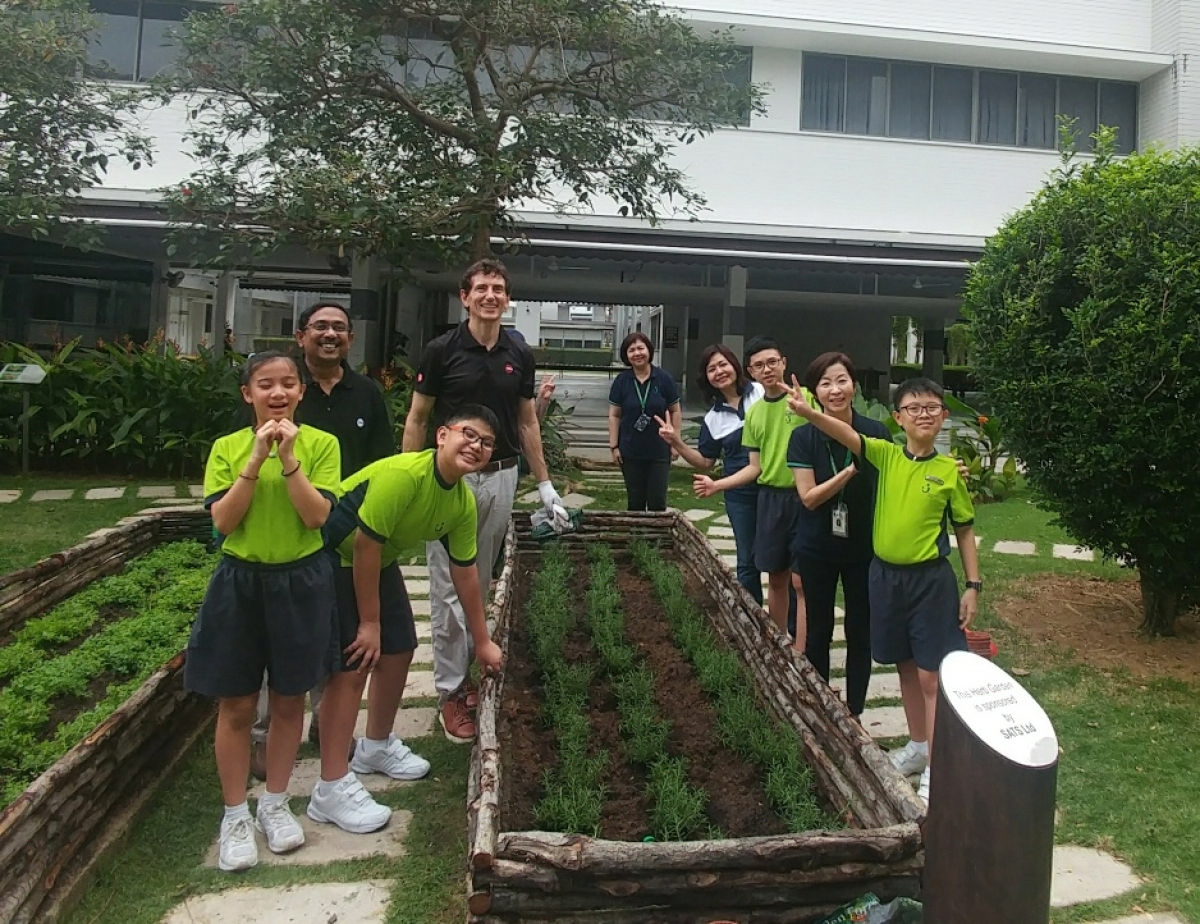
left=2, top=1, right=1194, bottom=394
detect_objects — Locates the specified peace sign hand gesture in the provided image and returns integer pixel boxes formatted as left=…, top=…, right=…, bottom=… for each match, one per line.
left=653, top=414, right=678, bottom=447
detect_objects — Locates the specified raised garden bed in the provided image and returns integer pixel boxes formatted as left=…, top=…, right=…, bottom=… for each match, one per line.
left=0, top=507, right=214, bottom=924
left=468, top=511, right=925, bottom=923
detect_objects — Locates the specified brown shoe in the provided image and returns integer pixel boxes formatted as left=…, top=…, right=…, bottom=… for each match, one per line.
left=439, top=696, right=476, bottom=744
left=249, top=740, right=268, bottom=782
left=461, top=680, right=479, bottom=710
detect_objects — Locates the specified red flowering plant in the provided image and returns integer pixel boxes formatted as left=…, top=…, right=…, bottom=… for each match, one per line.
left=945, top=394, right=1017, bottom=502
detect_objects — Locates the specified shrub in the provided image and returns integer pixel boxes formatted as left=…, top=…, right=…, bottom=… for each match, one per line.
left=964, top=125, right=1200, bottom=635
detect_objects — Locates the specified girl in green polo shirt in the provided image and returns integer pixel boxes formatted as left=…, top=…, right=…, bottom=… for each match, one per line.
left=185, top=351, right=342, bottom=871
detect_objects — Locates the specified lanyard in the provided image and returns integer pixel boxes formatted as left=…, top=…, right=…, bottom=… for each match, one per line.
left=826, top=438, right=853, bottom=504
left=633, top=375, right=653, bottom=412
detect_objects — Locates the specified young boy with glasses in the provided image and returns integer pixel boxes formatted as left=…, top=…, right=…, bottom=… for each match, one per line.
left=304, top=406, right=504, bottom=834
left=785, top=376, right=980, bottom=807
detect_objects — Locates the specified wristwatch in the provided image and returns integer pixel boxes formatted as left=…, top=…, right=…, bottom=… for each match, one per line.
left=964, top=580, right=983, bottom=593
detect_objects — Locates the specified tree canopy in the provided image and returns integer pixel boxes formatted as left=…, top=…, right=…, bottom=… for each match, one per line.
left=963, top=128, right=1200, bottom=636
left=0, top=0, right=150, bottom=241
left=166, top=0, right=760, bottom=264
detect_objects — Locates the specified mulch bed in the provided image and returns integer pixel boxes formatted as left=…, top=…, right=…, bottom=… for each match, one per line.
left=498, top=548, right=788, bottom=841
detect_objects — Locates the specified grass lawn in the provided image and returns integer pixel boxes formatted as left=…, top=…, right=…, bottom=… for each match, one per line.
left=8, top=470, right=1200, bottom=923
left=0, top=475, right=193, bottom=575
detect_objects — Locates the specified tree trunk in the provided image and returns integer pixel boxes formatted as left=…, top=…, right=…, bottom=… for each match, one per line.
left=1138, top=568, right=1180, bottom=637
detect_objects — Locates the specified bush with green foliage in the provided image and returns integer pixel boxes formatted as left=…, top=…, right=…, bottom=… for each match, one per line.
left=964, top=125, right=1200, bottom=635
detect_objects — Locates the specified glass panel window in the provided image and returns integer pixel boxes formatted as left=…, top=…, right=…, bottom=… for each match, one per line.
left=1059, top=77, right=1099, bottom=149
left=977, top=70, right=1017, bottom=145
left=1019, top=73, right=1056, bottom=148
left=845, top=58, right=887, bottom=135
left=87, top=0, right=139, bottom=80
left=932, top=66, right=973, bottom=141
left=802, top=54, right=846, bottom=131
left=1100, top=82, right=1138, bottom=154
left=138, top=3, right=195, bottom=79
left=889, top=62, right=931, bottom=140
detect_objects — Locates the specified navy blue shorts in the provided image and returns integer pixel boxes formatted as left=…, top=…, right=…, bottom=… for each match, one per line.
left=185, top=550, right=337, bottom=698
left=332, top=561, right=418, bottom=671
left=755, top=486, right=802, bottom=574
left=868, top=557, right=967, bottom=671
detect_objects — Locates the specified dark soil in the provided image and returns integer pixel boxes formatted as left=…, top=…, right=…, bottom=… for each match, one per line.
left=499, top=549, right=790, bottom=841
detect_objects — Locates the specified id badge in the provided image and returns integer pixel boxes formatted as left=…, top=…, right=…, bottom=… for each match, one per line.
left=634, top=413, right=651, bottom=432
left=831, top=502, right=849, bottom=539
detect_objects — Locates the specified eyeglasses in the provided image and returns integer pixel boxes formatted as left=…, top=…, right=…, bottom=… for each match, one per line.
left=448, top=424, right=497, bottom=451
left=306, top=321, right=350, bottom=333
left=748, top=357, right=783, bottom=372
left=897, top=403, right=945, bottom=418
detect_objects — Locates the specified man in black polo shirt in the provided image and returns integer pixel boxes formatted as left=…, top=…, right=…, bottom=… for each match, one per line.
left=250, top=301, right=394, bottom=778
left=403, top=258, right=564, bottom=743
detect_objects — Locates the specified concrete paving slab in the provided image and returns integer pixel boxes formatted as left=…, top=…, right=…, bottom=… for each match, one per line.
left=189, top=483, right=205, bottom=498
left=859, top=705, right=909, bottom=740
left=1051, top=845, right=1141, bottom=908
left=1053, top=544, right=1096, bottom=562
left=994, top=539, right=1037, bottom=556
left=720, top=554, right=737, bottom=568
left=31, top=489, right=73, bottom=502
left=84, top=486, right=126, bottom=500
left=405, top=579, right=430, bottom=597
left=137, top=485, right=176, bottom=498
left=410, top=642, right=432, bottom=665
left=0, top=489, right=19, bottom=503
left=401, top=565, right=426, bottom=580
left=707, top=525, right=735, bottom=538
left=403, top=670, right=436, bottom=698
left=411, top=598, right=430, bottom=616
left=708, top=537, right=737, bottom=551
left=682, top=508, right=714, bottom=522
left=710, top=514, right=730, bottom=526
left=247, top=759, right=414, bottom=801
left=518, top=489, right=541, bottom=504
left=864, top=671, right=902, bottom=701
left=559, top=491, right=594, bottom=507
left=1088, top=915, right=1186, bottom=924
left=297, top=707, right=437, bottom=749
left=162, top=880, right=392, bottom=923
left=203, top=810, right=410, bottom=868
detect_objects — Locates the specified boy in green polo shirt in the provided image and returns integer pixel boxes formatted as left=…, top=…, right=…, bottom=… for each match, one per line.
left=694, top=336, right=814, bottom=643
left=786, top=375, right=980, bottom=807
left=306, top=405, right=505, bottom=834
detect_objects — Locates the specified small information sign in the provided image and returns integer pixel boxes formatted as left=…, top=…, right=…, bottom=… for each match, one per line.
left=940, top=650, right=1057, bottom=767
left=0, top=363, right=47, bottom=385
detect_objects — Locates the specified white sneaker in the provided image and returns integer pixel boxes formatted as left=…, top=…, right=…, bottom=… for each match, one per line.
left=351, top=734, right=431, bottom=781
left=255, top=798, right=305, bottom=853
left=218, top=815, right=258, bottom=871
left=889, top=740, right=929, bottom=777
left=307, top=774, right=392, bottom=834
left=917, top=767, right=931, bottom=805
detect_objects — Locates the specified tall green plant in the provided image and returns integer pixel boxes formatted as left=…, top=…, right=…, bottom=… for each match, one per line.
left=944, top=395, right=1017, bottom=503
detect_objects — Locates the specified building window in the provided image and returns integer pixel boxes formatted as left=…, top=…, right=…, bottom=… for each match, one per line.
left=87, top=0, right=201, bottom=81
left=801, top=53, right=1137, bottom=152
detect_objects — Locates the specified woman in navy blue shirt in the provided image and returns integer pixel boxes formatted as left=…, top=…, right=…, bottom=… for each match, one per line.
left=655, top=343, right=763, bottom=602
left=786, top=352, right=888, bottom=718
left=608, top=332, right=681, bottom=511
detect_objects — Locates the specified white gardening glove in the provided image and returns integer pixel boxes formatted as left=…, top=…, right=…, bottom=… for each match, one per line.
left=536, top=480, right=570, bottom=531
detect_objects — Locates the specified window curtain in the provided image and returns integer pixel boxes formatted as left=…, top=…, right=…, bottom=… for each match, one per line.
left=802, top=55, right=846, bottom=131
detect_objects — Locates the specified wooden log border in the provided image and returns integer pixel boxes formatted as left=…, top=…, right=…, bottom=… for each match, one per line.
left=0, top=506, right=215, bottom=924
left=469, top=509, right=925, bottom=922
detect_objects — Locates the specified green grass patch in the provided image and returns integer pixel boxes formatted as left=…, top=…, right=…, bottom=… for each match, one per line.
left=0, top=476, right=177, bottom=575
left=0, top=541, right=214, bottom=804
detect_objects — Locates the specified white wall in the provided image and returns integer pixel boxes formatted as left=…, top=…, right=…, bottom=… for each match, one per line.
left=680, top=0, right=1155, bottom=51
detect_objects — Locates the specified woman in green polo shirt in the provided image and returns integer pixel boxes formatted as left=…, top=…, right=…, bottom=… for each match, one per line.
left=185, top=351, right=342, bottom=872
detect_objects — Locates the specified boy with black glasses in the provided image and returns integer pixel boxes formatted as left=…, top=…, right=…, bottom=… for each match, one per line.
left=786, top=376, right=980, bottom=807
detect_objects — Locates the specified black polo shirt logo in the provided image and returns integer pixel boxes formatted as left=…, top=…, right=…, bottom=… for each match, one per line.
left=356, top=417, right=365, bottom=428
left=504, top=363, right=514, bottom=374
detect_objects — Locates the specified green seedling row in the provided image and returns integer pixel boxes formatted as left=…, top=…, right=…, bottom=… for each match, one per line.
left=628, top=540, right=828, bottom=833
left=0, top=541, right=214, bottom=805
left=526, top=545, right=608, bottom=835
left=584, top=544, right=710, bottom=841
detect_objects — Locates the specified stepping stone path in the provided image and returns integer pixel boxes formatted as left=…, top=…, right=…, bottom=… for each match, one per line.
left=0, top=474, right=1166, bottom=922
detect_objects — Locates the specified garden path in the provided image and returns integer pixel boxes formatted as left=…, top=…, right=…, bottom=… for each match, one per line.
left=15, top=480, right=1167, bottom=923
